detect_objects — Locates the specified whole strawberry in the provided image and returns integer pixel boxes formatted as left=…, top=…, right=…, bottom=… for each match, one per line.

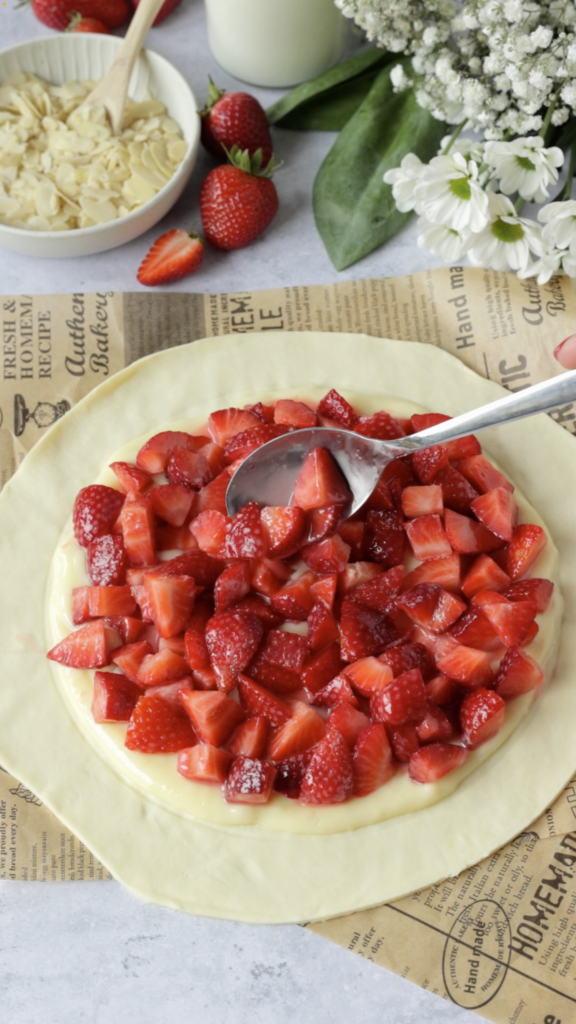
left=200, top=79, right=273, bottom=165
left=67, top=11, right=110, bottom=31
left=29, top=0, right=129, bottom=30
left=131, top=0, right=182, bottom=26
left=200, top=147, right=279, bottom=251
left=137, top=229, right=204, bottom=287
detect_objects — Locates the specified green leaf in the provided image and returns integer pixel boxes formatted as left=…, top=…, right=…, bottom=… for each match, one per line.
left=275, top=68, right=384, bottom=132
left=266, top=46, right=392, bottom=127
left=313, top=65, right=446, bottom=270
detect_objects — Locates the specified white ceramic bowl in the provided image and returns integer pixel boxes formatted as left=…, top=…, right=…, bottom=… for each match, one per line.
left=0, top=35, right=200, bottom=258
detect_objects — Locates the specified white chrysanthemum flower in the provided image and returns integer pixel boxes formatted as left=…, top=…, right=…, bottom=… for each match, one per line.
left=414, top=153, right=490, bottom=232
left=538, top=200, right=576, bottom=258
left=483, top=137, right=564, bottom=202
left=437, top=133, right=485, bottom=163
left=416, top=217, right=470, bottom=260
left=518, top=250, right=576, bottom=285
left=383, top=153, right=425, bottom=212
left=467, top=192, right=543, bottom=272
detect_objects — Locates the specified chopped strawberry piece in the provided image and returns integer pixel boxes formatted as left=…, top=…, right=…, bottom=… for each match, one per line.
left=190, top=509, right=230, bottom=557
left=338, top=520, right=365, bottom=559
left=307, top=602, right=339, bottom=651
left=249, top=628, right=308, bottom=693
left=91, top=671, right=142, bottom=723
left=495, top=645, right=544, bottom=698
left=449, top=606, right=501, bottom=652
left=223, top=501, right=267, bottom=559
left=214, top=562, right=251, bottom=613
left=237, top=674, right=291, bottom=726
left=125, top=692, right=196, bottom=752
left=207, top=407, right=262, bottom=447
left=506, top=524, right=547, bottom=580
left=73, top=485, right=125, bottom=548
left=86, top=533, right=127, bottom=586
left=412, top=445, right=449, bottom=484
left=371, top=668, right=427, bottom=726
left=194, top=468, right=232, bottom=515
left=355, top=411, right=405, bottom=440
left=471, top=488, right=518, bottom=543
left=429, top=590, right=467, bottom=634
left=223, top=424, right=289, bottom=464
left=47, top=620, right=121, bottom=668
left=186, top=595, right=216, bottom=634
left=234, top=595, right=283, bottom=629
left=270, top=570, right=316, bottom=621
left=301, top=641, right=342, bottom=696
left=273, top=752, right=312, bottom=799
left=184, top=627, right=210, bottom=671
left=339, top=562, right=383, bottom=596
left=327, top=704, right=370, bottom=749
left=344, top=656, right=393, bottom=696
left=88, top=585, right=137, bottom=618
left=482, top=599, right=537, bottom=647
left=120, top=500, right=156, bottom=566
left=158, top=635, right=187, bottom=656
left=160, top=550, right=224, bottom=588
left=416, top=702, right=453, bottom=743
left=180, top=690, right=245, bottom=746
left=72, top=586, right=92, bottom=624
left=137, top=648, right=191, bottom=687
left=247, top=402, right=275, bottom=424
left=227, top=717, right=270, bottom=759
left=340, top=599, right=398, bottom=661
left=503, top=578, right=553, bottom=613
left=268, top=701, right=326, bottom=761
left=461, top=688, right=505, bottom=747
left=205, top=610, right=264, bottom=691
left=292, top=448, right=352, bottom=511
left=379, top=642, right=435, bottom=680
left=353, top=723, right=394, bottom=795
left=425, top=674, right=460, bottom=706
left=302, top=534, right=351, bottom=574
left=274, top=399, right=318, bottom=428
left=402, top=484, right=443, bottom=518
left=365, top=474, right=398, bottom=513
left=461, top=554, right=511, bottom=598
left=104, top=616, right=144, bottom=645
left=436, top=644, right=494, bottom=689
left=197, top=442, right=226, bottom=478
left=443, top=435, right=482, bottom=460
left=250, top=558, right=291, bottom=598
left=112, top=640, right=154, bottom=683
left=444, top=508, right=504, bottom=554
left=388, top=725, right=420, bottom=763
left=317, top=389, right=358, bottom=428
left=458, top=454, right=514, bottom=495
left=150, top=484, right=194, bottom=527
left=191, top=668, right=218, bottom=690
left=365, top=510, right=405, bottom=568
left=261, top=505, right=307, bottom=558
left=405, top=514, right=452, bottom=561
left=143, top=573, right=196, bottom=639
left=110, top=461, right=153, bottom=498
left=411, top=412, right=450, bottom=432
left=402, top=552, right=461, bottom=593
left=306, top=505, right=342, bottom=543
left=136, top=432, right=209, bottom=475
left=177, top=744, right=231, bottom=783
left=408, top=742, right=469, bottom=783
left=166, top=447, right=212, bottom=490
left=397, top=583, right=441, bottom=628
left=224, top=756, right=276, bottom=804
left=300, top=728, right=354, bottom=804
left=349, top=565, right=403, bottom=612
left=156, top=524, right=199, bottom=552
left=434, top=465, right=479, bottom=514
left=310, top=674, right=358, bottom=709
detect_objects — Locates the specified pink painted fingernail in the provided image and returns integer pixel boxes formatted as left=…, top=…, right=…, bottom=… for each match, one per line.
left=554, top=334, right=576, bottom=368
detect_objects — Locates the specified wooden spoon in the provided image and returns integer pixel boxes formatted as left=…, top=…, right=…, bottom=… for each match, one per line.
left=83, top=0, right=167, bottom=134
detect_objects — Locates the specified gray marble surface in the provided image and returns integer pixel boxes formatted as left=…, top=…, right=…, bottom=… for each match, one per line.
left=0, top=4, right=477, bottom=1022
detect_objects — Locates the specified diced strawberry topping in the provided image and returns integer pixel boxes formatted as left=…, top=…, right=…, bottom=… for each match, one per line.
left=389, top=724, right=420, bottom=762
left=416, top=702, right=453, bottom=743
left=72, top=586, right=92, bottom=624
left=461, top=554, right=511, bottom=598
left=48, top=620, right=121, bottom=668
left=160, top=551, right=224, bottom=588
left=339, top=562, right=383, bottom=596
left=234, top=595, right=283, bottom=629
left=449, top=606, right=501, bottom=652
left=402, top=552, right=461, bottom=593
left=443, top=435, right=482, bottom=460
left=150, top=484, right=194, bottom=527
left=306, top=505, right=342, bottom=543
left=104, top=616, right=144, bottom=645
left=397, top=583, right=442, bottom=629
left=302, top=534, right=351, bottom=574
left=224, top=756, right=276, bottom=804
left=307, top=602, right=339, bottom=652
left=268, top=701, right=326, bottom=761
left=353, top=723, right=394, bottom=795
left=338, top=519, right=365, bottom=559
left=274, top=399, right=318, bottom=428
left=227, top=717, right=270, bottom=759
left=471, top=488, right=518, bottom=542
left=120, top=499, right=156, bottom=566
left=405, top=514, right=452, bottom=561
left=223, top=424, right=289, bottom=463
left=495, top=645, right=544, bottom=698
left=292, top=448, right=352, bottom=511
left=426, top=674, right=460, bottom=706
left=411, top=412, right=451, bottom=432
left=365, top=509, right=405, bottom=568
left=355, top=411, right=405, bottom=440
left=412, top=445, right=449, bottom=484
left=317, top=389, right=358, bottom=428
left=194, top=468, right=232, bottom=515
left=180, top=690, right=245, bottom=746
left=444, top=508, right=504, bottom=554
left=177, top=744, right=231, bottom=783
left=88, top=585, right=137, bottom=618
left=503, top=578, right=553, bottom=613
left=87, top=534, right=127, bottom=586
left=270, top=570, right=316, bottom=621
left=458, top=454, right=514, bottom=495
left=328, top=703, right=371, bottom=748
left=73, top=485, right=125, bottom=548
left=261, top=505, right=307, bottom=558
left=189, top=510, right=230, bottom=557
left=273, top=752, right=312, bottom=799
left=379, top=642, right=435, bottom=680
left=300, top=729, right=354, bottom=804
left=207, top=407, right=262, bottom=446
left=434, top=465, right=479, bottom=514
left=349, top=565, right=403, bottom=612
left=481, top=599, right=537, bottom=647
left=401, top=484, right=443, bottom=518
left=91, top=671, right=141, bottom=723
left=237, top=675, right=291, bottom=727
left=249, top=628, right=308, bottom=693
left=223, top=502, right=267, bottom=559
left=142, top=573, right=196, bottom=639
left=310, top=674, right=359, bottom=709
left=110, top=461, right=153, bottom=497
left=506, top=524, right=547, bottom=580
left=112, top=640, right=154, bottom=683
left=301, top=642, right=342, bottom=696
left=371, top=668, right=427, bottom=726
left=137, top=649, right=191, bottom=688
left=340, top=599, right=398, bottom=661
left=460, top=688, right=505, bottom=747
left=344, top=656, right=393, bottom=696
left=214, top=562, right=251, bottom=613
left=436, top=644, right=495, bottom=689
left=428, top=590, right=467, bottom=634
left=408, top=742, right=469, bottom=783
left=166, top=447, right=212, bottom=490
left=125, top=691, right=196, bottom=752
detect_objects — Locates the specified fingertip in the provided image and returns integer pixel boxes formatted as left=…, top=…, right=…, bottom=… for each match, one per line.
left=554, top=335, right=576, bottom=368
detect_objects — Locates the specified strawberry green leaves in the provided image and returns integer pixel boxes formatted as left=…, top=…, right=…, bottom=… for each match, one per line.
left=313, top=64, right=446, bottom=270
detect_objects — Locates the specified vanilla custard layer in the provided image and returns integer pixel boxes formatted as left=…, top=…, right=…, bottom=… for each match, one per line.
left=46, top=391, right=562, bottom=835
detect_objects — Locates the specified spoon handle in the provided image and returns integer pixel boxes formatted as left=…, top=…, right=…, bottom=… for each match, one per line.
left=389, top=370, right=576, bottom=454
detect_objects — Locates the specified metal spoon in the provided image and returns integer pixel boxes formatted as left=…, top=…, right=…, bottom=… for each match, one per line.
left=226, top=370, right=576, bottom=517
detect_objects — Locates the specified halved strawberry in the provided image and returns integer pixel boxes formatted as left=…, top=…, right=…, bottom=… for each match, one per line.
left=449, top=607, right=501, bottom=652
left=300, top=729, right=354, bottom=804
left=88, top=585, right=136, bottom=618
left=292, top=448, right=352, bottom=511
left=338, top=519, right=365, bottom=559
left=207, top=407, right=262, bottom=447
left=136, top=431, right=209, bottom=475
left=460, top=688, right=505, bottom=747
left=137, top=648, right=191, bottom=687
left=227, top=716, right=270, bottom=759
left=104, top=616, right=144, bottom=645
left=481, top=599, right=537, bottom=647
left=223, top=502, right=267, bottom=559
left=434, top=465, right=479, bottom=514
left=461, top=554, right=511, bottom=598
left=494, top=645, right=544, bottom=698
left=112, top=640, right=154, bottom=683
left=344, top=656, right=393, bottom=696
left=339, top=562, right=383, bottom=596
left=310, top=674, right=358, bottom=709
left=125, top=691, right=196, bottom=752
left=267, top=701, right=326, bottom=761
left=110, top=461, right=153, bottom=497
left=416, top=702, right=453, bottom=743
left=120, top=500, right=156, bottom=566
left=205, top=610, right=264, bottom=690
left=143, top=573, right=196, bottom=639
left=270, top=570, right=316, bottom=621
left=224, top=756, right=276, bottom=804
left=370, top=668, right=427, bottom=726
left=471, top=488, right=518, bottom=542
left=458, top=455, right=514, bottom=495
left=355, top=411, right=405, bottom=440
left=87, top=534, right=127, bottom=587
left=411, top=445, right=449, bottom=484
left=274, top=399, right=317, bottom=428
left=301, top=642, right=342, bottom=696
left=317, top=389, right=358, bottom=428
left=506, top=524, right=547, bottom=580
left=261, top=505, right=307, bottom=558
left=306, top=505, right=342, bottom=543
left=189, top=509, right=230, bottom=557
left=353, top=723, right=394, bottom=796
left=237, top=674, right=291, bottom=726
left=340, top=599, right=398, bottom=661
left=444, top=508, right=504, bottom=554
left=47, top=620, right=121, bottom=668
left=401, top=484, right=443, bottom=518
left=194, top=468, right=232, bottom=515
left=73, top=485, right=125, bottom=548
left=365, top=510, right=405, bottom=568
left=150, top=484, right=194, bottom=527
left=248, top=628, right=308, bottom=693
left=91, top=671, right=141, bottom=723
left=273, top=752, right=312, bottom=799
left=405, top=514, right=451, bottom=561
left=388, top=724, right=420, bottom=763
left=503, top=578, right=553, bottom=613
left=408, top=742, right=468, bottom=783
left=349, top=565, right=403, bottom=611
left=379, top=642, right=435, bottom=680
left=214, top=562, right=251, bottom=613
left=302, top=535, right=351, bottom=574
left=180, top=689, right=245, bottom=746
left=402, top=552, right=461, bottom=593
left=137, top=229, right=203, bottom=286
left=223, top=424, right=289, bottom=464
left=436, top=644, right=494, bottom=689
left=307, top=602, right=339, bottom=651
left=177, top=744, right=231, bottom=783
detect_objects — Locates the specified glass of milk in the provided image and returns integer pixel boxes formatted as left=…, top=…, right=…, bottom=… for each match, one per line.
left=205, top=0, right=348, bottom=88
